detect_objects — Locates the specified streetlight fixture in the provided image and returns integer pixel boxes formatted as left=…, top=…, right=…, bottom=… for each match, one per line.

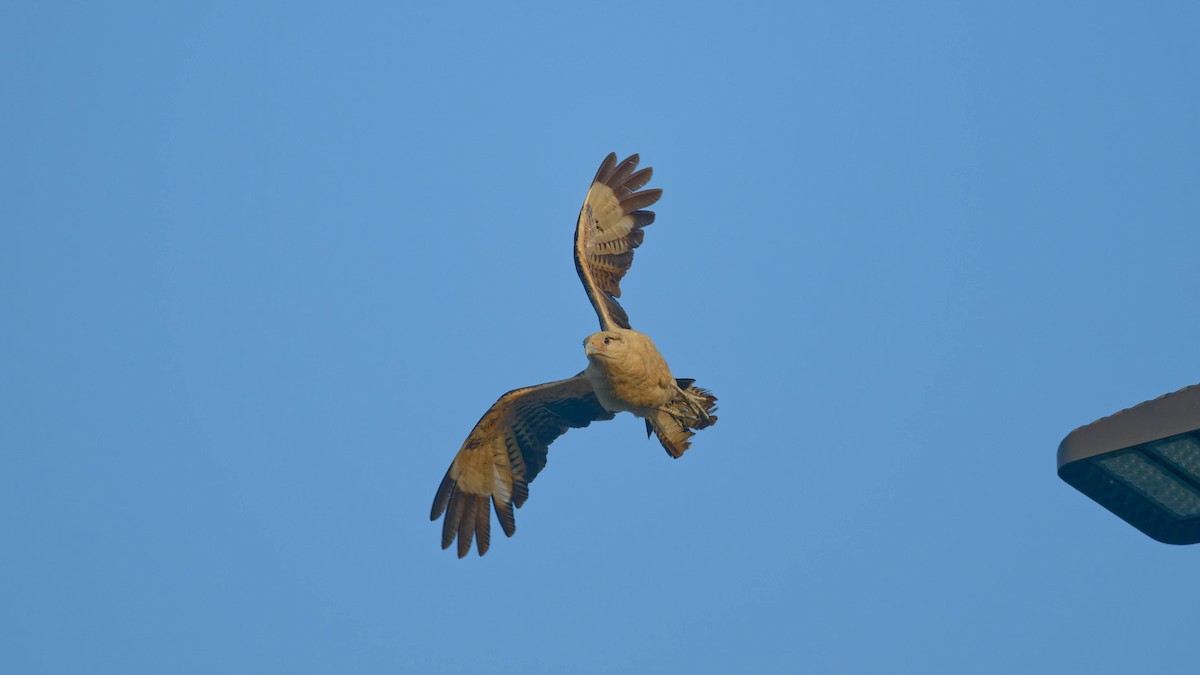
left=1058, top=384, right=1200, bottom=544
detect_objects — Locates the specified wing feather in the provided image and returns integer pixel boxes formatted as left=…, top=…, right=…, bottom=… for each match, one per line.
left=591, top=152, right=617, bottom=183
left=621, top=167, right=653, bottom=195
left=619, top=189, right=663, bottom=214
left=430, top=374, right=615, bottom=557
left=456, top=495, right=477, bottom=558
left=574, top=152, right=662, bottom=330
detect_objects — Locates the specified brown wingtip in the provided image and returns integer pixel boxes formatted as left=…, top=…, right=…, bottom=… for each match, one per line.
left=623, top=167, right=653, bottom=195
left=494, top=496, right=516, bottom=538
left=430, top=471, right=455, bottom=521
left=608, top=154, right=640, bottom=188
left=621, top=188, right=662, bottom=212
left=436, top=482, right=498, bottom=557
left=593, top=152, right=618, bottom=183
left=456, top=495, right=476, bottom=558
left=441, top=489, right=465, bottom=550
left=474, top=497, right=490, bottom=556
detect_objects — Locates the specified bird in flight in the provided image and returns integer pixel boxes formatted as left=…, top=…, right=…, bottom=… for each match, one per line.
left=430, top=153, right=719, bottom=557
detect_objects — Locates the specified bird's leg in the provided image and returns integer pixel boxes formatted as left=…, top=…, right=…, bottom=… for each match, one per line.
left=675, top=388, right=712, bottom=425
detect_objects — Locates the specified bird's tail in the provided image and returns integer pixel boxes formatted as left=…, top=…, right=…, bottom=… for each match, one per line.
left=644, top=379, right=719, bottom=458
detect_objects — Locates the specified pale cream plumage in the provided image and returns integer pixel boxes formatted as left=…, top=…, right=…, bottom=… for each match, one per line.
left=430, top=153, right=718, bottom=557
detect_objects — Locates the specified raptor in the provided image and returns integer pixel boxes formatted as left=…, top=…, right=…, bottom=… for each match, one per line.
left=430, top=153, right=718, bottom=557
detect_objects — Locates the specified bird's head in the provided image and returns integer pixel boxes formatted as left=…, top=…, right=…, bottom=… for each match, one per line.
left=583, top=330, right=632, bottom=361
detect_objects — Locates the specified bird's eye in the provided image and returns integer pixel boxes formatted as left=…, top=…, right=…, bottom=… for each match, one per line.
left=603, top=337, right=611, bottom=344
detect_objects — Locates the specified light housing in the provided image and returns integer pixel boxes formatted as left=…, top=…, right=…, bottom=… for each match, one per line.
left=1057, top=384, right=1200, bottom=544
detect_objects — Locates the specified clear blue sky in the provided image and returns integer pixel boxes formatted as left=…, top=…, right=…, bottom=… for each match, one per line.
left=3, top=2, right=1198, bottom=673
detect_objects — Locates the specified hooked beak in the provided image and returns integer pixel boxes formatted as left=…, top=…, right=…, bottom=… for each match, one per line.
left=584, top=341, right=599, bottom=356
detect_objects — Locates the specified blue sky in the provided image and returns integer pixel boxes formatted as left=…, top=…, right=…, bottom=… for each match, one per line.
left=3, top=2, right=1199, bottom=673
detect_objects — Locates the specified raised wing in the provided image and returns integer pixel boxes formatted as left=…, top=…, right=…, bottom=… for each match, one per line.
left=573, top=152, right=662, bottom=331
left=430, top=374, right=615, bottom=557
